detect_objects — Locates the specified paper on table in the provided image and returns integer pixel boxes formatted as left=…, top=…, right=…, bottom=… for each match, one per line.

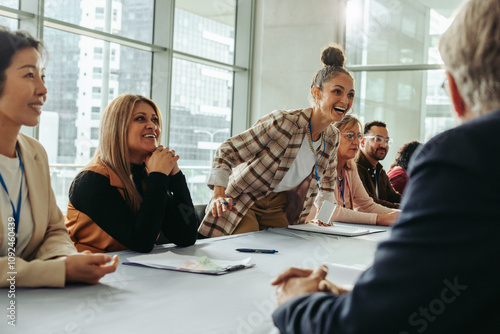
left=123, top=252, right=255, bottom=275
left=326, top=263, right=367, bottom=290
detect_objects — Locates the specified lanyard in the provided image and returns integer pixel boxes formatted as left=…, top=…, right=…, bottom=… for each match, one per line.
left=337, top=170, right=345, bottom=208
left=308, top=120, right=326, bottom=191
left=374, top=169, right=379, bottom=197
left=0, top=146, right=24, bottom=244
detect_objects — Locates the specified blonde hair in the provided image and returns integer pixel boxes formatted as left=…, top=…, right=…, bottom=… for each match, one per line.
left=439, top=0, right=500, bottom=116
left=333, top=114, right=362, bottom=170
left=92, top=93, right=162, bottom=212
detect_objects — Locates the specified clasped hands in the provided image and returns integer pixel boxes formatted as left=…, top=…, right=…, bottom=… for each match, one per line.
left=145, top=145, right=180, bottom=176
left=271, top=265, right=350, bottom=306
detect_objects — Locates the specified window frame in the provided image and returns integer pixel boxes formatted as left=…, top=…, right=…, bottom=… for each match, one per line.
left=1, top=0, right=255, bottom=209
left=1, top=0, right=254, bottom=158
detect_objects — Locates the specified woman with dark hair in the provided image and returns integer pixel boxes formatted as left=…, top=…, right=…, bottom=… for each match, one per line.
left=387, top=141, right=421, bottom=193
left=199, top=44, right=355, bottom=237
left=66, top=93, right=198, bottom=253
left=0, top=26, right=117, bottom=287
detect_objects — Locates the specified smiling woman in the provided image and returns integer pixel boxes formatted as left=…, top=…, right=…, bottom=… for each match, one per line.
left=0, top=27, right=118, bottom=288
left=65, top=94, right=198, bottom=253
left=198, top=44, right=356, bottom=237
left=127, top=101, right=161, bottom=164
left=0, top=47, right=46, bottom=128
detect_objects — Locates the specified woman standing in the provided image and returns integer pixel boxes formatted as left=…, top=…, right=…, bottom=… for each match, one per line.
left=199, top=44, right=355, bottom=237
left=0, top=27, right=117, bottom=287
left=66, top=94, right=198, bottom=253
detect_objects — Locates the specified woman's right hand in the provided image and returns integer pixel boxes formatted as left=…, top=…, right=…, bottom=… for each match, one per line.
left=65, top=252, right=119, bottom=285
left=211, top=186, right=235, bottom=217
left=376, top=211, right=399, bottom=226
left=145, top=145, right=179, bottom=176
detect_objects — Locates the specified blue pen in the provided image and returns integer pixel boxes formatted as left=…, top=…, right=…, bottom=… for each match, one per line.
left=222, top=201, right=237, bottom=205
left=236, top=248, right=278, bottom=254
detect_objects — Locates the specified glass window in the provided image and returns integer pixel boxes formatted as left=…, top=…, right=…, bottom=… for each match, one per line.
left=13, top=0, right=251, bottom=213
left=92, top=87, right=101, bottom=99
left=93, top=67, right=102, bottom=79
left=90, top=127, right=99, bottom=140
left=345, top=0, right=460, bottom=66
left=169, top=58, right=233, bottom=204
left=41, top=27, right=151, bottom=211
left=0, top=0, right=18, bottom=9
left=91, top=106, right=100, bottom=120
left=352, top=69, right=454, bottom=166
left=95, top=7, right=104, bottom=20
left=44, top=0, right=154, bottom=43
left=0, top=16, right=17, bottom=30
left=94, top=47, right=103, bottom=60
left=345, top=0, right=466, bottom=169
left=174, top=0, right=236, bottom=64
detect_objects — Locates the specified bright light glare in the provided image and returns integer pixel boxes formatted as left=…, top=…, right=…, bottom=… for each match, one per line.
left=346, top=0, right=363, bottom=26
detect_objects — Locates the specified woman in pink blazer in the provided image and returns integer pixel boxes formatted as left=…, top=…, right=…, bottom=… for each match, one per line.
left=311, top=115, right=399, bottom=226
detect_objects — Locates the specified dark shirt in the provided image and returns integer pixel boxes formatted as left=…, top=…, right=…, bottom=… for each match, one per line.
left=272, top=110, right=500, bottom=333
left=355, top=151, right=401, bottom=208
left=69, top=164, right=197, bottom=252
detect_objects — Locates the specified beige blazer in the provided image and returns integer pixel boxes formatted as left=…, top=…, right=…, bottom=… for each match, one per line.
left=0, top=133, right=77, bottom=288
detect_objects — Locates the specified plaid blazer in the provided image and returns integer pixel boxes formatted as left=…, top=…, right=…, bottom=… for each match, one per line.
left=198, top=108, right=340, bottom=237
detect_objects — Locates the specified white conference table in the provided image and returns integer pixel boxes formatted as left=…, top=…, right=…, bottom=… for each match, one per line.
left=4, top=225, right=390, bottom=334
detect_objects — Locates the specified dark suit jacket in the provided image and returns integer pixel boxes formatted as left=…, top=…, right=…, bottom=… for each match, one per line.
left=273, top=110, right=500, bottom=333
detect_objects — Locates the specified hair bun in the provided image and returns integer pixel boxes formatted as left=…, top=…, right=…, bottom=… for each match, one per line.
left=321, top=43, right=346, bottom=67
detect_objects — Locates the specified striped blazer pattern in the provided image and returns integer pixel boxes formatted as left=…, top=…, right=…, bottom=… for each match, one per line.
left=198, top=108, right=340, bottom=237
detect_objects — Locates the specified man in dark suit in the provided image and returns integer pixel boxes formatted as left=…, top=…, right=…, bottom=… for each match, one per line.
left=271, top=0, right=500, bottom=333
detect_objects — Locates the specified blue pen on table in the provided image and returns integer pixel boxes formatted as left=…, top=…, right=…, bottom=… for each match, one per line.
left=236, top=248, right=278, bottom=254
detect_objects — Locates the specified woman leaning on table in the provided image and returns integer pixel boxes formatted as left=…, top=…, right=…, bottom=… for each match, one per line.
left=65, top=94, right=198, bottom=253
left=198, top=44, right=355, bottom=237
left=312, top=115, right=398, bottom=226
left=0, top=27, right=117, bottom=288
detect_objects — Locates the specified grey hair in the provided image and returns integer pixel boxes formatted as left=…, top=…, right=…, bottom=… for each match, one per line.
left=438, top=0, right=500, bottom=116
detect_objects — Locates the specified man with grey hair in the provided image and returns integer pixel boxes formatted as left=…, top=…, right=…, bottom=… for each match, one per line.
left=271, top=0, right=500, bottom=333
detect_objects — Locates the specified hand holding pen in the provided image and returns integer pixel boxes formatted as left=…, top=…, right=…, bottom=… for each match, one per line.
left=211, top=185, right=237, bottom=217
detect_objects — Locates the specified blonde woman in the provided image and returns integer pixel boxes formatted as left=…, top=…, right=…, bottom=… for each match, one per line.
left=66, top=94, right=197, bottom=253
left=326, top=115, right=398, bottom=225
left=0, top=27, right=117, bottom=287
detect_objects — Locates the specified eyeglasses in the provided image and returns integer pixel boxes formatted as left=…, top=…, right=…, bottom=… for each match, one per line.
left=341, top=132, right=363, bottom=141
left=364, top=135, right=393, bottom=146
